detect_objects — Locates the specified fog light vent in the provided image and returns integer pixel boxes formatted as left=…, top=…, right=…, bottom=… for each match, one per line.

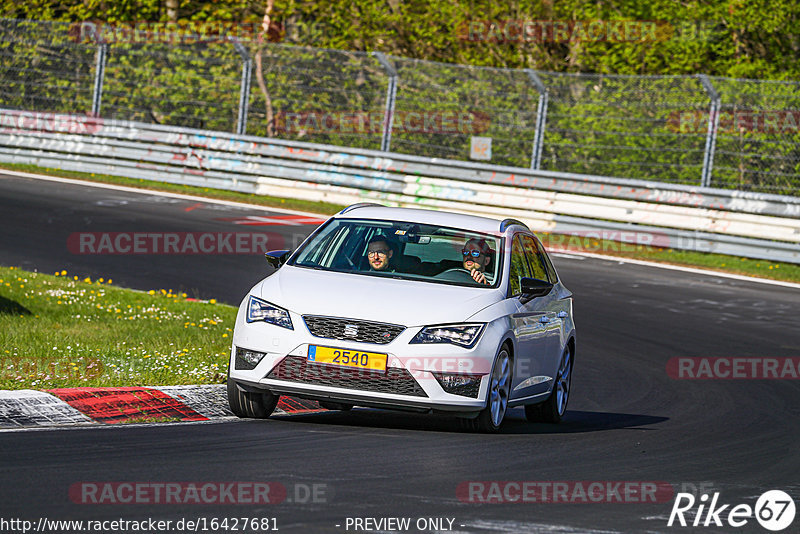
left=432, top=373, right=483, bottom=398
left=235, top=347, right=266, bottom=370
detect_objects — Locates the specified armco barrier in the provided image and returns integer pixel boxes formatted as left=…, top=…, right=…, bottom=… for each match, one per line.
left=0, top=109, right=798, bottom=264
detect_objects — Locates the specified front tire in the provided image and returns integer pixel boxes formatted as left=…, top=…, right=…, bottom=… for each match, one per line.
left=525, top=344, right=572, bottom=423
left=227, top=376, right=279, bottom=419
left=462, top=346, right=512, bottom=433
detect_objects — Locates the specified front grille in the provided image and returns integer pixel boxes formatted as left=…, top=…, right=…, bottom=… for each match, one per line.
left=267, top=355, right=428, bottom=397
left=302, top=315, right=405, bottom=344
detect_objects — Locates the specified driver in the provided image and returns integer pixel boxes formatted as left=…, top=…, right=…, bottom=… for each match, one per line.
left=366, top=235, right=395, bottom=272
left=462, top=238, right=493, bottom=285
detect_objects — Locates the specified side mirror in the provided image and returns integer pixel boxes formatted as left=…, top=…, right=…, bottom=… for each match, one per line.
left=265, top=249, right=291, bottom=269
left=520, top=277, right=553, bottom=298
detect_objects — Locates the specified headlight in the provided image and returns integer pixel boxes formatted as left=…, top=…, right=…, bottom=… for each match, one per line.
left=246, top=296, right=293, bottom=329
left=410, top=323, right=485, bottom=348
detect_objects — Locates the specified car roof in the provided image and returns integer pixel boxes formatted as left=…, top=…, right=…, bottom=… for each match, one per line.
left=335, top=205, right=510, bottom=234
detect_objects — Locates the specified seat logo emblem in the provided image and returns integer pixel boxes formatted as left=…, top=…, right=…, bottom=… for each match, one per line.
left=343, top=324, right=359, bottom=337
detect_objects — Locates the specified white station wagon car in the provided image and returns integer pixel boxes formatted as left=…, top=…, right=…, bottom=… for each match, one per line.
left=227, top=204, right=575, bottom=432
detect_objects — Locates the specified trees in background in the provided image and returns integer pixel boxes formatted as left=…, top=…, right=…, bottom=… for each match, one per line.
left=1, top=0, right=798, bottom=80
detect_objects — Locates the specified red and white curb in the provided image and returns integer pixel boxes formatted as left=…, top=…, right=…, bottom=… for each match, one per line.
left=0, top=385, right=325, bottom=429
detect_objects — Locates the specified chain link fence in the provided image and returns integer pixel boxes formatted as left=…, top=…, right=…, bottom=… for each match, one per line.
left=538, top=73, right=712, bottom=185
left=245, top=44, right=388, bottom=150
left=0, top=19, right=95, bottom=114
left=102, top=42, right=241, bottom=131
left=387, top=57, right=541, bottom=167
left=1, top=18, right=798, bottom=196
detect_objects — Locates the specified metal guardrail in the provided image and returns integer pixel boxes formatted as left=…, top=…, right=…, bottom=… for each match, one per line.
left=0, top=109, right=798, bottom=264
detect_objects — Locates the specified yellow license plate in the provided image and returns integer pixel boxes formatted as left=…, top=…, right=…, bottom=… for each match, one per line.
left=307, top=345, right=387, bottom=372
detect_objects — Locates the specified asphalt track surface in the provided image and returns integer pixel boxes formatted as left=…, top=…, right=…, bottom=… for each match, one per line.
left=1, top=172, right=799, bottom=533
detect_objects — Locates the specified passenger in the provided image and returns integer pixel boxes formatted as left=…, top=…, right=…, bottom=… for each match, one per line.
left=462, top=238, right=493, bottom=285
left=366, top=235, right=395, bottom=272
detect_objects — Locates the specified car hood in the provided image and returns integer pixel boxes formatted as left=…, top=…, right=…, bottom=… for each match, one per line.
left=255, top=265, right=502, bottom=327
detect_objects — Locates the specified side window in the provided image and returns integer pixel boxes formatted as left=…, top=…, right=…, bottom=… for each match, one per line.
left=509, top=235, right=530, bottom=296
left=520, top=235, right=548, bottom=281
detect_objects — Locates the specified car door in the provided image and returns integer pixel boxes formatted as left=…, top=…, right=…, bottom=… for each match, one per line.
left=508, top=234, right=556, bottom=400
left=520, top=234, right=567, bottom=391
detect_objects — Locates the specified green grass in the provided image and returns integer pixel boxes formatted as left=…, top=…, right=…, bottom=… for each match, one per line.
left=1, top=161, right=798, bottom=283
left=0, top=265, right=237, bottom=390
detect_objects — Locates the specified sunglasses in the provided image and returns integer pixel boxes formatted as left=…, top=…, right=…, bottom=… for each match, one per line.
left=368, top=249, right=389, bottom=257
left=462, top=249, right=484, bottom=258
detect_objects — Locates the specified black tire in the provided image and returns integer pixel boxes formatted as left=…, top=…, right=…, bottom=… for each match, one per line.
left=319, top=401, right=354, bottom=411
left=461, top=346, right=512, bottom=433
left=525, top=344, right=572, bottom=424
left=227, top=376, right=279, bottom=419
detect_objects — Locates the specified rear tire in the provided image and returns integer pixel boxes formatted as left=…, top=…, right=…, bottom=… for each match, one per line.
left=461, top=346, right=512, bottom=433
left=227, top=376, right=279, bottom=419
left=525, top=344, right=572, bottom=424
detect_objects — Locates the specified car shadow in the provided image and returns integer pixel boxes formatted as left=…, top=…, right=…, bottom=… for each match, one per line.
left=0, top=295, right=31, bottom=316
left=270, top=407, right=668, bottom=435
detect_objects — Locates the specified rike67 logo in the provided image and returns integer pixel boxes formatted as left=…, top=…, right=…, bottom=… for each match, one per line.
left=668, top=490, right=795, bottom=531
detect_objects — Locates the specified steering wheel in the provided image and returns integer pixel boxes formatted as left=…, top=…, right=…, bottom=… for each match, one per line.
left=435, top=268, right=476, bottom=283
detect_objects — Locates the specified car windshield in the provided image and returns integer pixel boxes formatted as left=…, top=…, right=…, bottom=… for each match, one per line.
left=288, top=219, right=502, bottom=288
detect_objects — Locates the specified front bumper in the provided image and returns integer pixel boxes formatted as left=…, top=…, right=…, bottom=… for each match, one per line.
left=229, top=310, right=505, bottom=414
